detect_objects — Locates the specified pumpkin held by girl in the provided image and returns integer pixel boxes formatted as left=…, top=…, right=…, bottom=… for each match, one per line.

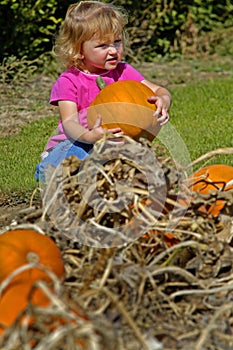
left=87, top=79, right=161, bottom=141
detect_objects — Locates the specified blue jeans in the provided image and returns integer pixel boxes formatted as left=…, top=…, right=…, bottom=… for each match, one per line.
left=34, top=139, right=93, bottom=182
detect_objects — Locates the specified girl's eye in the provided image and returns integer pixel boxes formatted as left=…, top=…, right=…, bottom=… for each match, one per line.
left=96, top=44, right=108, bottom=49
left=95, top=40, right=122, bottom=49
left=114, top=40, right=122, bottom=45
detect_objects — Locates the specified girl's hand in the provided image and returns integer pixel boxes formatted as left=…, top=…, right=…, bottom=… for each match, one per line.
left=58, top=101, right=123, bottom=143
left=89, top=115, right=123, bottom=142
left=141, top=80, right=171, bottom=126
left=147, top=95, right=170, bottom=125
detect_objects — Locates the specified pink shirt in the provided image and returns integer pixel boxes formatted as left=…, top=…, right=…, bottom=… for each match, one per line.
left=47, top=62, right=145, bottom=150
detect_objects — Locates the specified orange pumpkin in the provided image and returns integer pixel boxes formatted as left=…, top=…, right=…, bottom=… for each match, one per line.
left=87, top=80, right=161, bottom=141
left=0, top=282, right=50, bottom=335
left=188, top=164, right=233, bottom=216
left=0, top=229, right=65, bottom=286
left=0, top=282, right=89, bottom=349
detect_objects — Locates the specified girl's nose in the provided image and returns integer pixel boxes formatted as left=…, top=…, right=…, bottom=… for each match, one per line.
left=108, top=44, right=117, bottom=53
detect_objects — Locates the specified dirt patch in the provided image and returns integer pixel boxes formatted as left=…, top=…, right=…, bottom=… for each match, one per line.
left=0, top=75, right=58, bottom=138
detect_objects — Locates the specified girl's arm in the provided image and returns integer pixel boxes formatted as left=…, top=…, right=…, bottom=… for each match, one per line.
left=58, top=100, right=121, bottom=143
left=141, top=80, right=172, bottom=125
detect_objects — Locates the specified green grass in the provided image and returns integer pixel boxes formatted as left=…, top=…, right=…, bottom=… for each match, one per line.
left=170, top=76, right=233, bottom=167
left=0, top=73, right=232, bottom=194
left=0, top=117, right=59, bottom=193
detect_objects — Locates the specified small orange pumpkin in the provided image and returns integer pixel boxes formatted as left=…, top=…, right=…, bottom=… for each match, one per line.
left=0, top=282, right=50, bottom=335
left=0, top=229, right=65, bottom=286
left=188, top=164, right=233, bottom=216
left=87, top=80, right=161, bottom=141
left=0, top=282, right=89, bottom=349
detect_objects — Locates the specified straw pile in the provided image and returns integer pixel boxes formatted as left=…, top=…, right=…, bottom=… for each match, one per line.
left=0, top=138, right=233, bottom=350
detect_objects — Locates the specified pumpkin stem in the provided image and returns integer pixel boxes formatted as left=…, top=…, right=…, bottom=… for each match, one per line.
left=27, top=252, right=40, bottom=265
left=96, top=76, right=107, bottom=90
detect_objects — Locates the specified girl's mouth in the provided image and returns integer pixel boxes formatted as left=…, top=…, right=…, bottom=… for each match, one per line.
left=106, top=57, right=118, bottom=63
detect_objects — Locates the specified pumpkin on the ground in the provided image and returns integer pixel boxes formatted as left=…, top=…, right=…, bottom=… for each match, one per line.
left=0, top=282, right=50, bottom=335
left=0, top=282, right=89, bottom=349
left=87, top=80, right=161, bottom=141
left=0, top=229, right=65, bottom=286
left=187, top=164, right=233, bottom=216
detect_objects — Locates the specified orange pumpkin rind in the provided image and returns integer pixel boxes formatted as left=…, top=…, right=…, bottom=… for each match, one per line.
left=87, top=80, right=161, bottom=141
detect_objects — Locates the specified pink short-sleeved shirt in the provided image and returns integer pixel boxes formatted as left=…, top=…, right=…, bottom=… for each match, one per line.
left=46, top=62, right=145, bottom=150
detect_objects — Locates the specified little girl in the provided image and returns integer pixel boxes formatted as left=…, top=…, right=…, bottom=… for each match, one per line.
left=35, top=0, right=172, bottom=181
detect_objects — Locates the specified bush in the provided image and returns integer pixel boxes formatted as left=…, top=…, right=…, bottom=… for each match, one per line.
left=0, top=0, right=64, bottom=60
left=123, top=0, right=233, bottom=60
left=0, top=0, right=232, bottom=64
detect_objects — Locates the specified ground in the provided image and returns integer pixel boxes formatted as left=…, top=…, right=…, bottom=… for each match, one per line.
left=0, top=57, right=233, bottom=350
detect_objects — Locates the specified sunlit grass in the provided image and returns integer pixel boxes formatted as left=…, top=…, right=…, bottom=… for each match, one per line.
left=0, top=117, right=58, bottom=193
left=0, top=74, right=232, bottom=194
left=169, top=76, right=233, bottom=167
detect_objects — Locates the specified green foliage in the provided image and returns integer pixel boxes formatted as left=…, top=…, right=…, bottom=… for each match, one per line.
left=0, top=0, right=232, bottom=63
left=0, top=0, right=63, bottom=60
left=122, top=0, right=233, bottom=60
left=0, top=55, right=39, bottom=84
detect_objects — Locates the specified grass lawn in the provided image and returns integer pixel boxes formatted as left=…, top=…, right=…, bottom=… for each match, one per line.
left=0, top=58, right=232, bottom=196
left=170, top=75, right=233, bottom=166
left=0, top=117, right=59, bottom=194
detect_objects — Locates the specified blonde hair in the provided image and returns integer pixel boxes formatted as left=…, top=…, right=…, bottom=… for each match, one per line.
left=54, top=1, right=128, bottom=69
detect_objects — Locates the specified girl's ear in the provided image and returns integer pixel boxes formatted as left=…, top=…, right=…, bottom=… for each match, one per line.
left=77, top=52, right=84, bottom=59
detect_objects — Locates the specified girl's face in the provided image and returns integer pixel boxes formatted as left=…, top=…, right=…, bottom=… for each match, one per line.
left=81, top=34, right=123, bottom=74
